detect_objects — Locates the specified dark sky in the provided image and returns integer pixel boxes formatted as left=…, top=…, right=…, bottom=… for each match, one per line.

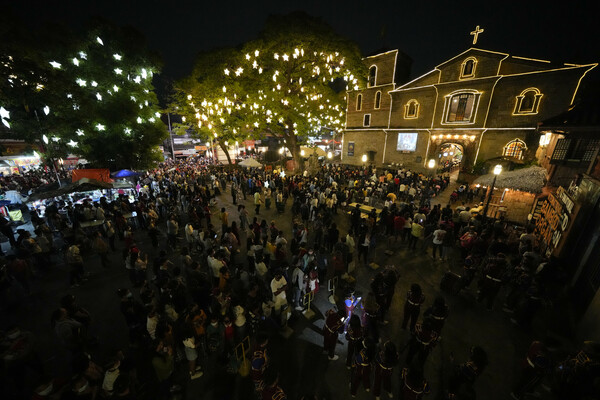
left=7, top=0, right=600, bottom=82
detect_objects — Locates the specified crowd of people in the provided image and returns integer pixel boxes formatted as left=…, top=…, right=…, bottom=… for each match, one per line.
left=1, top=157, right=598, bottom=400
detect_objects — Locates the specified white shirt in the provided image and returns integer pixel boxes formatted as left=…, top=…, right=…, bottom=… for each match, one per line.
left=208, top=256, right=224, bottom=278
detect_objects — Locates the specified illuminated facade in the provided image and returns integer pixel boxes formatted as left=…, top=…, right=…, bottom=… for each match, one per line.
left=343, top=47, right=597, bottom=170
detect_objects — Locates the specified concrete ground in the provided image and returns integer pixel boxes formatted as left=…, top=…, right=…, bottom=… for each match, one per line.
left=0, top=176, right=559, bottom=400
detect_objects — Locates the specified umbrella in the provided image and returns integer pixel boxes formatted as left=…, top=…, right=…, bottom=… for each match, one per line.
left=112, top=169, right=139, bottom=178
left=239, top=158, right=263, bottom=168
left=473, top=166, right=547, bottom=193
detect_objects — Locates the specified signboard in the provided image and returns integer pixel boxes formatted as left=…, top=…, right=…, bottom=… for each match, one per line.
left=534, top=186, right=574, bottom=257
left=347, top=142, right=355, bottom=156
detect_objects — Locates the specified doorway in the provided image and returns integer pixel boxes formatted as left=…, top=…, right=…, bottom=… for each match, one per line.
left=437, top=143, right=464, bottom=172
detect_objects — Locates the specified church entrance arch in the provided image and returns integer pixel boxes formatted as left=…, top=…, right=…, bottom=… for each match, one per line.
left=429, top=133, right=478, bottom=172
left=437, top=142, right=464, bottom=172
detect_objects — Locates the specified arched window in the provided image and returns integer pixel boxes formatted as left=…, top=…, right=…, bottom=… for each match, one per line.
left=503, top=139, right=527, bottom=160
left=368, top=65, right=377, bottom=87
left=460, top=57, right=477, bottom=79
left=514, top=88, right=543, bottom=115
left=404, top=99, right=420, bottom=119
left=374, top=91, right=382, bottom=109
left=356, top=94, right=362, bottom=111
left=444, top=90, right=480, bottom=123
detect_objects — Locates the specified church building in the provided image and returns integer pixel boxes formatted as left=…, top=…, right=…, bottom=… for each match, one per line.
left=342, top=29, right=597, bottom=171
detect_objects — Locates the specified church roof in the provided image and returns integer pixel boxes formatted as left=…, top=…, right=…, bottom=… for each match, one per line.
left=540, top=96, right=600, bottom=131
left=435, top=48, right=508, bottom=69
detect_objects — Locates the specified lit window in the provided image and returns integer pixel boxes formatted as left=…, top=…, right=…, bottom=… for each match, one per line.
left=368, top=66, right=377, bottom=87
left=356, top=94, right=362, bottom=111
left=374, top=91, right=381, bottom=109
left=404, top=100, right=420, bottom=119
left=514, top=88, right=543, bottom=115
left=503, top=139, right=527, bottom=160
left=445, top=92, right=479, bottom=123
left=460, top=57, right=477, bottom=79
left=363, top=114, right=371, bottom=127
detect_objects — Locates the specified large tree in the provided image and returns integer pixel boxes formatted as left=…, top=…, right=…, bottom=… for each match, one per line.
left=229, top=13, right=366, bottom=166
left=171, top=48, right=249, bottom=165
left=0, top=17, right=167, bottom=170
left=175, top=12, right=365, bottom=167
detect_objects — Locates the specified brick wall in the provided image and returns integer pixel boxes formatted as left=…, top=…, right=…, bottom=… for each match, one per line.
left=364, top=51, right=398, bottom=85
left=346, top=84, right=394, bottom=129
left=438, top=50, right=507, bottom=82
left=389, top=87, right=438, bottom=128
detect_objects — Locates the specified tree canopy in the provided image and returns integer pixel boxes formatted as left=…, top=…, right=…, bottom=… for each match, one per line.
left=0, top=16, right=167, bottom=170
left=173, top=12, right=365, bottom=165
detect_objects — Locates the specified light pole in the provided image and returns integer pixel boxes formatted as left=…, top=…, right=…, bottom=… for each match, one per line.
left=483, top=164, right=503, bottom=220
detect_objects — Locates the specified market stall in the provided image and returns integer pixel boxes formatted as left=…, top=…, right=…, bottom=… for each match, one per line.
left=472, top=166, right=547, bottom=223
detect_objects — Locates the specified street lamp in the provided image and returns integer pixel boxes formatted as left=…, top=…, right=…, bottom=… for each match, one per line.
left=428, top=159, right=435, bottom=170
left=327, top=151, right=332, bottom=159
left=483, top=164, right=502, bottom=220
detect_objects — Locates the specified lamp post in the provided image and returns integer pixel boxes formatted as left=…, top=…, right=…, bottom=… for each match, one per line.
left=483, top=164, right=502, bottom=220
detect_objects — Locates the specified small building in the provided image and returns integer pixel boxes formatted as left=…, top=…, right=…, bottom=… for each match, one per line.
left=537, top=93, right=600, bottom=188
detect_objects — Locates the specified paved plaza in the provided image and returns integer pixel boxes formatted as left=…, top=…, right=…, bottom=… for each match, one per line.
left=1, top=178, right=566, bottom=400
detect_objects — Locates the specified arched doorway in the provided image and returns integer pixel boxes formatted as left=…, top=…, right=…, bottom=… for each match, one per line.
left=437, top=142, right=464, bottom=172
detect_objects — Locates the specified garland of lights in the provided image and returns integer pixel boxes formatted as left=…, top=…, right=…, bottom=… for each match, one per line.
left=183, top=46, right=360, bottom=146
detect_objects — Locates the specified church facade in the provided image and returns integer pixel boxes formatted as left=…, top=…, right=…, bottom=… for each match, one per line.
left=342, top=47, right=596, bottom=171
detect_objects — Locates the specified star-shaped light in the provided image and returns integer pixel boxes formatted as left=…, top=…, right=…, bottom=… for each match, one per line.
left=124, top=127, right=132, bottom=134
left=114, top=68, right=122, bottom=75
left=43, top=106, right=50, bottom=115
left=282, top=54, right=289, bottom=61
left=76, top=79, right=87, bottom=87
left=76, top=129, right=85, bottom=136
left=113, top=54, right=122, bottom=61
left=72, top=58, right=79, bottom=66
left=96, top=93, right=102, bottom=101
left=49, top=61, right=61, bottom=69
left=96, top=37, right=104, bottom=45
left=137, top=117, right=142, bottom=123
left=96, top=123, right=105, bottom=131
left=133, top=76, right=141, bottom=84
left=0, top=107, right=10, bottom=120
left=79, top=51, right=87, bottom=59
left=67, top=140, right=77, bottom=147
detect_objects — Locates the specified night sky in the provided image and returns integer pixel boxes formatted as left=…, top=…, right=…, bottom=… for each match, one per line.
left=7, top=0, right=600, bottom=82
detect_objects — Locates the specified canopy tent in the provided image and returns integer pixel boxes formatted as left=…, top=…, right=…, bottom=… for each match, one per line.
left=112, top=169, right=139, bottom=178
left=72, top=168, right=112, bottom=183
left=300, top=146, right=326, bottom=157
left=28, top=178, right=113, bottom=202
left=238, top=158, right=263, bottom=168
left=473, top=166, right=547, bottom=193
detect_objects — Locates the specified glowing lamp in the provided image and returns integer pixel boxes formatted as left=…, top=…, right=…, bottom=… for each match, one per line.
left=361, top=154, right=367, bottom=163
left=327, top=151, right=333, bottom=159
left=43, top=135, right=49, bottom=144
left=428, top=159, right=435, bottom=169
left=43, top=106, right=50, bottom=115
left=493, top=164, right=502, bottom=175
left=300, top=149, right=305, bottom=157
left=279, top=148, right=284, bottom=155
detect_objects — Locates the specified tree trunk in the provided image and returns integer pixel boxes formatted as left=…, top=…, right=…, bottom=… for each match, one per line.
left=283, top=128, right=303, bottom=172
left=218, top=141, right=233, bottom=165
